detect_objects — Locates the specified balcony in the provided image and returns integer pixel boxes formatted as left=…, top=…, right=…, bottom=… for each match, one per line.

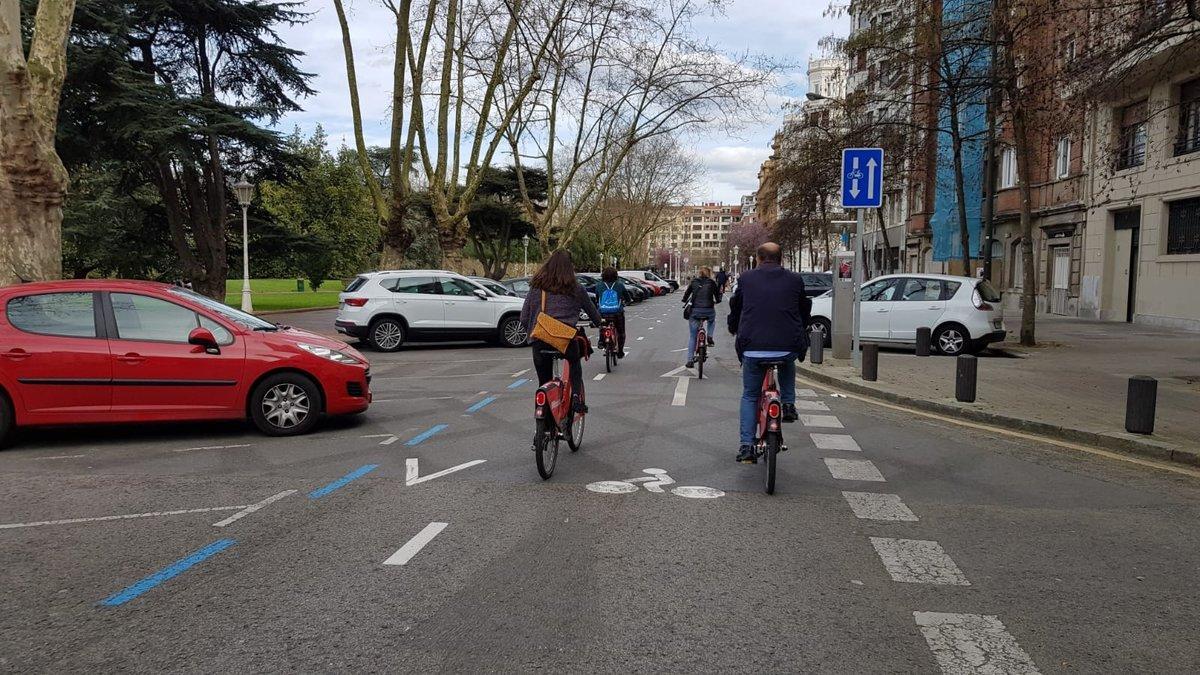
left=1113, top=146, right=1146, bottom=171
left=1174, top=134, right=1200, bottom=157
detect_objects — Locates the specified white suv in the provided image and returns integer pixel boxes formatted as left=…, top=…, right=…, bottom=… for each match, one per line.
left=335, top=270, right=528, bottom=351
left=809, top=274, right=1006, bottom=356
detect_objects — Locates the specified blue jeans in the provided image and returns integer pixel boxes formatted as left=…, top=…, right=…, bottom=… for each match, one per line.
left=687, top=308, right=716, bottom=358
left=739, top=354, right=797, bottom=446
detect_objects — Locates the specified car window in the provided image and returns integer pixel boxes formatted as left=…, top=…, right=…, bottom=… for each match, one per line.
left=860, top=279, right=898, bottom=302
left=345, top=276, right=369, bottom=292
left=167, top=287, right=274, bottom=331
left=391, top=276, right=439, bottom=294
left=6, top=292, right=97, bottom=338
left=198, top=315, right=235, bottom=345
left=111, top=293, right=203, bottom=343
left=976, top=280, right=1002, bottom=302
left=513, top=280, right=530, bottom=293
left=439, top=278, right=479, bottom=296
left=480, top=281, right=508, bottom=295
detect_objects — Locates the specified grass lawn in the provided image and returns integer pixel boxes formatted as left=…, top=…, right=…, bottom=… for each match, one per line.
left=224, top=278, right=343, bottom=312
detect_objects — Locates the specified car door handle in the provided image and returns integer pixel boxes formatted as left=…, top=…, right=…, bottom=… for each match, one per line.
left=928, top=305, right=942, bottom=310
left=2, top=349, right=30, bottom=360
left=876, top=308, right=889, bottom=313
left=116, top=353, right=146, bottom=364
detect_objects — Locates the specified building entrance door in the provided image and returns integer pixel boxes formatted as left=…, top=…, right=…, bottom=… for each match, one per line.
left=1111, top=207, right=1141, bottom=323
left=1126, top=227, right=1140, bottom=322
left=1050, top=246, right=1070, bottom=315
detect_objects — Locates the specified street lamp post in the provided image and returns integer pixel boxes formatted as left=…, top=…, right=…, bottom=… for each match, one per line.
left=522, top=234, right=529, bottom=276
left=232, top=175, right=255, bottom=312
left=733, top=245, right=740, bottom=276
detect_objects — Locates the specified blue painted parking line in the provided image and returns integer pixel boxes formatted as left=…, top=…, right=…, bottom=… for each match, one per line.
left=466, top=396, right=497, bottom=414
left=308, top=464, right=379, bottom=499
left=406, top=424, right=448, bottom=446
left=100, top=538, right=236, bottom=607
left=507, top=379, right=529, bottom=389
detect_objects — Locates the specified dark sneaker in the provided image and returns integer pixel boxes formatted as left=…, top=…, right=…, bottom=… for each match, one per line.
left=782, top=403, right=799, bottom=423
left=685, top=360, right=695, bottom=368
left=736, top=445, right=757, bottom=464
left=707, top=337, right=715, bottom=347
left=572, top=396, right=588, bottom=415
left=618, top=349, right=625, bottom=359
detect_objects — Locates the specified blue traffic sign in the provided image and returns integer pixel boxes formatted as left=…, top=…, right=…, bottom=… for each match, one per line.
left=841, top=148, right=884, bottom=209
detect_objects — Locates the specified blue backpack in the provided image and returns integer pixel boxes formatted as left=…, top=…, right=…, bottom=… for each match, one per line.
left=598, top=282, right=621, bottom=314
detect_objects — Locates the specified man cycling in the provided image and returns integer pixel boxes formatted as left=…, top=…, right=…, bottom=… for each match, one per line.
left=727, top=242, right=810, bottom=464
left=597, top=267, right=633, bottom=358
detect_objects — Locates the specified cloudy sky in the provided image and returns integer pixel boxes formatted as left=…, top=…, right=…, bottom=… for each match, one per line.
left=275, top=0, right=847, bottom=204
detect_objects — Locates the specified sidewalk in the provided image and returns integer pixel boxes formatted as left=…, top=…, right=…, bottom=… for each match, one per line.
left=798, top=315, right=1200, bottom=466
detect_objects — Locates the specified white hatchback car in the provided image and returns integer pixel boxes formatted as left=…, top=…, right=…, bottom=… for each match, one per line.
left=809, top=274, right=1006, bottom=356
left=335, top=270, right=528, bottom=351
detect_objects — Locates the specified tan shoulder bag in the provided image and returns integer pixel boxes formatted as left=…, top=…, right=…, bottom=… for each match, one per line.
left=530, top=290, right=577, bottom=353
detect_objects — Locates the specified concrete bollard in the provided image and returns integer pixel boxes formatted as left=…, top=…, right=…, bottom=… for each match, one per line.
left=862, top=343, right=879, bottom=382
left=955, top=354, right=977, bottom=403
left=1125, top=376, right=1157, bottom=435
left=915, top=327, right=932, bottom=357
left=810, top=327, right=824, bottom=365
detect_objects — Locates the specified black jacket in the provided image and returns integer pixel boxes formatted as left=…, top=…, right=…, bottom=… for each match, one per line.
left=682, top=277, right=722, bottom=309
left=727, top=263, right=811, bottom=360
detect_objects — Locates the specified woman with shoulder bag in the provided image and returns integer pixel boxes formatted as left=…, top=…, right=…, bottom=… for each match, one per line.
left=519, top=250, right=603, bottom=413
left=681, top=266, right=721, bottom=369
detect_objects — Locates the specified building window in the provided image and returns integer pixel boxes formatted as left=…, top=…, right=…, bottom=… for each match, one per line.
left=911, top=182, right=924, bottom=213
left=1055, top=136, right=1071, bottom=179
left=1177, top=78, right=1200, bottom=156
left=1116, top=100, right=1148, bottom=170
left=998, top=146, right=1017, bottom=189
left=1062, top=37, right=1077, bottom=64
left=1166, top=197, right=1200, bottom=255
left=1011, top=240, right=1025, bottom=289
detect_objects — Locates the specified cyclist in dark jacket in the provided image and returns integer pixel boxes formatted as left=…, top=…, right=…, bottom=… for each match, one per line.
left=597, top=267, right=633, bottom=357
left=682, top=267, right=722, bottom=368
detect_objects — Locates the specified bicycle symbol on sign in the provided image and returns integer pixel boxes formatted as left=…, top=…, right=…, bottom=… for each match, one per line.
left=586, top=468, right=724, bottom=499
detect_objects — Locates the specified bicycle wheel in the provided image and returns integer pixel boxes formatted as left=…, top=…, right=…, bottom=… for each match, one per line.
left=697, top=346, right=705, bottom=379
left=534, top=419, right=559, bottom=480
left=605, top=349, right=612, bottom=373
left=763, top=433, right=779, bottom=494
left=567, top=409, right=585, bottom=452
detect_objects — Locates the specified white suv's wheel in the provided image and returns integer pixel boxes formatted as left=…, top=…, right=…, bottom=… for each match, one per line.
left=369, top=317, right=405, bottom=352
left=934, top=324, right=968, bottom=356
left=498, top=316, right=528, bottom=348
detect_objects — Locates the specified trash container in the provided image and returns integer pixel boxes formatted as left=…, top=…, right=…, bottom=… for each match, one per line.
left=296, top=278, right=305, bottom=292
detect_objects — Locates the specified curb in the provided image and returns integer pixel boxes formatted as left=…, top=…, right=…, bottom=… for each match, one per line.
left=796, top=363, right=1199, bottom=468
left=255, top=306, right=338, bottom=317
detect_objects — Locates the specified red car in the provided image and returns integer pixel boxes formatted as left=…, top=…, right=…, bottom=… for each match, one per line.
left=0, top=280, right=371, bottom=446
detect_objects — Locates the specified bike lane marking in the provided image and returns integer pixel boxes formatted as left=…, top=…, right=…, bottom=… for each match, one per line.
left=824, top=458, right=885, bottom=481
left=671, top=377, right=689, bottom=406
left=507, top=378, right=529, bottom=389
left=405, top=458, right=487, bottom=486
left=593, top=373, right=606, bottom=381
left=1, top=505, right=248, bottom=530
left=99, top=538, right=236, bottom=607
left=793, top=400, right=830, bottom=411
left=405, top=424, right=448, bottom=446
left=811, top=433, right=862, bottom=451
left=914, top=612, right=1041, bottom=674
left=308, top=464, right=379, bottom=499
left=870, top=537, right=970, bottom=586
left=383, top=522, right=448, bottom=566
left=842, top=492, right=918, bottom=522
left=465, top=396, right=497, bottom=414
left=800, top=414, right=844, bottom=428
left=212, top=490, right=297, bottom=528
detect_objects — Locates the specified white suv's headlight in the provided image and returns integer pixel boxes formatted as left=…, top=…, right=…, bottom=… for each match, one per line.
left=298, top=342, right=360, bottom=365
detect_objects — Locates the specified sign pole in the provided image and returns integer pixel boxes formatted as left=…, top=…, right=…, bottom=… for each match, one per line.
left=852, top=208, right=864, bottom=368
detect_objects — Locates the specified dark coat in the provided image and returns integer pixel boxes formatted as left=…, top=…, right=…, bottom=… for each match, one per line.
left=682, top=277, right=722, bottom=309
left=727, top=262, right=811, bottom=360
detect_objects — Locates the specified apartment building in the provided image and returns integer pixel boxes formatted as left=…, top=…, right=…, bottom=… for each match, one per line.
left=647, top=202, right=742, bottom=267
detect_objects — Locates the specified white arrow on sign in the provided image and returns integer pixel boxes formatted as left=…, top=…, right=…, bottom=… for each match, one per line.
left=866, top=157, right=878, bottom=201
left=848, top=156, right=861, bottom=199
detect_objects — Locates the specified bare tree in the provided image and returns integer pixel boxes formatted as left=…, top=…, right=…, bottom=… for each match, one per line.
left=0, top=0, right=76, bottom=285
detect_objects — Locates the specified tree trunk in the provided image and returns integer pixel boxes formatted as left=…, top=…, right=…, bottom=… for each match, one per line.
left=0, top=0, right=77, bottom=286
left=948, top=94, right=973, bottom=277
left=875, top=208, right=893, bottom=274
left=1012, top=104, right=1037, bottom=346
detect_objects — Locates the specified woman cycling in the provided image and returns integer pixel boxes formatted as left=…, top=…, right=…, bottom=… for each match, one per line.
left=519, top=250, right=603, bottom=413
left=597, top=267, right=633, bottom=358
left=682, top=266, right=722, bottom=369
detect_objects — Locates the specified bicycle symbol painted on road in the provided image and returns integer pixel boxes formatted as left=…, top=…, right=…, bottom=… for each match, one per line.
left=587, top=468, right=725, bottom=499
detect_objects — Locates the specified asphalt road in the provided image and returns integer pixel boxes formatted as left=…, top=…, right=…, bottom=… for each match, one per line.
left=2, top=298, right=1199, bottom=673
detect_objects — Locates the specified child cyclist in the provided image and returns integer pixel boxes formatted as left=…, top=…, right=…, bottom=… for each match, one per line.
left=597, top=267, right=633, bottom=358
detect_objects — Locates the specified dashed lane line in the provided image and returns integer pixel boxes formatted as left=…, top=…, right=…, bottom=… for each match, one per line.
left=672, top=377, right=689, bottom=406
left=31, top=454, right=88, bottom=460
left=308, top=464, right=379, bottom=499
left=811, top=433, right=862, bottom=451
left=824, top=458, right=886, bottom=481
left=512, top=369, right=530, bottom=378
left=383, top=522, right=448, bottom=566
left=465, top=396, right=497, bottom=413
left=800, top=414, right=844, bottom=428
left=842, top=492, right=919, bottom=522
left=797, top=388, right=818, bottom=398
left=507, top=378, right=529, bottom=389
left=405, top=424, right=448, bottom=446
left=914, top=612, right=1041, bottom=674
left=870, top=537, right=970, bottom=586
left=1, top=505, right=249, bottom=530
left=594, top=373, right=606, bottom=381
left=380, top=436, right=400, bottom=445
left=212, top=490, right=297, bottom=528
left=173, top=444, right=252, bottom=453
left=99, top=538, right=237, bottom=607
left=793, top=400, right=831, bottom=411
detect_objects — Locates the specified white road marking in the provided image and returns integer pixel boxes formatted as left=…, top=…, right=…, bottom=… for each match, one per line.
left=512, top=369, right=530, bottom=377
left=405, top=458, right=487, bottom=486
left=800, top=414, right=844, bottom=428
left=212, top=490, right=297, bottom=528
left=842, top=492, right=918, bottom=521
left=660, top=365, right=695, bottom=378
left=1, top=505, right=248, bottom=530
left=173, top=444, right=252, bottom=453
left=360, top=434, right=395, bottom=438
left=587, top=480, right=639, bottom=494
left=914, top=612, right=1041, bottom=674
left=31, top=454, right=87, bottom=460
left=870, top=537, right=970, bottom=585
left=648, top=327, right=654, bottom=330
left=379, top=436, right=400, bottom=445
left=637, top=337, right=645, bottom=341
left=593, top=373, right=606, bottom=381
left=793, top=400, right=830, bottom=411
left=671, top=486, right=725, bottom=499
left=811, top=434, right=862, bottom=451
left=670, top=348, right=688, bottom=353
left=797, top=388, right=818, bottom=398
left=824, top=458, right=885, bottom=481
left=672, top=377, right=689, bottom=406
left=383, top=522, right=448, bottom=566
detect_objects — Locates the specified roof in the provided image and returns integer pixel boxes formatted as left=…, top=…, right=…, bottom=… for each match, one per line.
left=0, top=279, right=175, bottom=296
left=361, top=269, right=456, bottom=276
left=872, top=273, right=982, bottom=283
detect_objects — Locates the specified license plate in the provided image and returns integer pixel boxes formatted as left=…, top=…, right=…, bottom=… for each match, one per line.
left=992, top=319, right=1002, bottom=329
left=338, top=302, right=345, bottom=310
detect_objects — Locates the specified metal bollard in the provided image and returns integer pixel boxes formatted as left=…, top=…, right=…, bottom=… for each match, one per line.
left=915, top=327, right=932, bottom=357
left=810, top=327, right=824, bottom=365
left=862, top=343, right=878, bottom=381
left=955, top=355, right=977, bottom=403
left=1125, top=376, right=1157, bottom=435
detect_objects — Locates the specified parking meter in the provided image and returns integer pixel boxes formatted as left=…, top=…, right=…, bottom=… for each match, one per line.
left=831, top=250, right=855, bottom=360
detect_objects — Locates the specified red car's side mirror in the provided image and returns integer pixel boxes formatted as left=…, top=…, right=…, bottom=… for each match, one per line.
left=188, top=327, right=220, bottom=354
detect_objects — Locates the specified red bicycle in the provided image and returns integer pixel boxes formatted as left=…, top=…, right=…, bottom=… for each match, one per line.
left=753, top=360, right=788, bottom=494
left=693, top=323, right=708, bottom=379
left=599, top=319, right=618, bottom=373
left=532, top=342, right=587, bottom=479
